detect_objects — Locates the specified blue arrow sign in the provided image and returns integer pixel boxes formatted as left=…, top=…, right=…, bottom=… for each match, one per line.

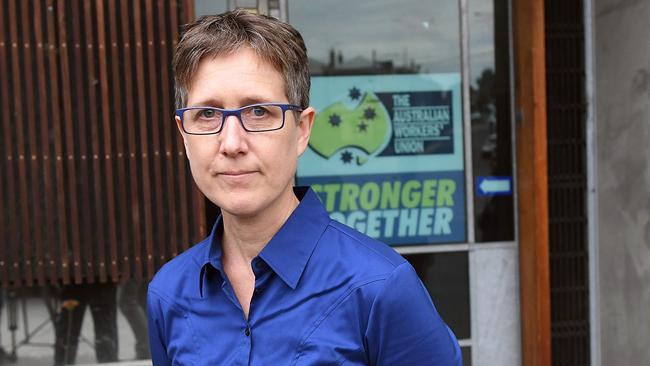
left=476, top=176, right=513, bottom=196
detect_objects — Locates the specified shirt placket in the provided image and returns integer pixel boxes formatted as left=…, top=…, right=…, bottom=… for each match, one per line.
left=221, top=257, right=272, bottom=365
left=218, top=276, right=251, bottom=366
left=246, top=258, right=273, bottom=365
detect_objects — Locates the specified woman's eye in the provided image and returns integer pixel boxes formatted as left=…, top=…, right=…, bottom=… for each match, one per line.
left=251, top=107, right=267, bottom=117
left=200, top=109, right=216, bottom=118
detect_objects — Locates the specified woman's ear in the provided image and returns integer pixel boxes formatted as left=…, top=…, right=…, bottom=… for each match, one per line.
left=296, top=107, right=316, bottom=156
left=175, top=115, right=190, bottom=158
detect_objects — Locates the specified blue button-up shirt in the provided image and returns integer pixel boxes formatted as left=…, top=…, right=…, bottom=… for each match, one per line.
left=147, top=187, right=461, bottom=365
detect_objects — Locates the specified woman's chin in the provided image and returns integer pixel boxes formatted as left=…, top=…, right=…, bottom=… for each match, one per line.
left=215, top=199, right=261, bottom=220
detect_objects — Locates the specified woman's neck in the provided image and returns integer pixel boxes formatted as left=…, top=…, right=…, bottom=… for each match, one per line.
left=221, top=188, right=299, bottom=264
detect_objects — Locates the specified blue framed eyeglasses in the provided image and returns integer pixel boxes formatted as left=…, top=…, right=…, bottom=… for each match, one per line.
left=175, top=103, right=303, bottom=135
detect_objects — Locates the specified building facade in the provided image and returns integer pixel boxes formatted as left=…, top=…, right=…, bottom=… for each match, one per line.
left=1, top=0, right=648, bottom=365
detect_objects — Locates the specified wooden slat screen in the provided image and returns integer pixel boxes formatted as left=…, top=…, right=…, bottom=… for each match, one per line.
left=0, top=0, right=206, bottom=287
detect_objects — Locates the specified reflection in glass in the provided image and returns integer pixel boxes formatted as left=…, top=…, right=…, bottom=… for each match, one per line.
left=461, top=346, right=472, bottom=366
left=289, top=0, right=460, bottom=76
left=404, top=251, right=471, bottom=340
left=469, top=0, right=515, bottom=242
left=194, top=0, right=228, bottom=17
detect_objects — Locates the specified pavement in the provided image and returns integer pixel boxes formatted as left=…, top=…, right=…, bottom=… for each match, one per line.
left=0, top=295, right=151, bottom=366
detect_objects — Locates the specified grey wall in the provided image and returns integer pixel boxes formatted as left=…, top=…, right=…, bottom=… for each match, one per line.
left=471, top=245, right=521, bottom=366
left=594, top=0, right=650, bottom=364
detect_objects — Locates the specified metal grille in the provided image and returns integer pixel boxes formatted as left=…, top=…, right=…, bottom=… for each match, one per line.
left=0, top=0, right=206, bottom=287
left=545, top=0, right=590, bottom=365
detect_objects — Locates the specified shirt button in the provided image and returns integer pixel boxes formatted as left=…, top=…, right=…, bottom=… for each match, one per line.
left=254, top=287, right=262, bottom=295
left=245, top=327, right=251, bottom=337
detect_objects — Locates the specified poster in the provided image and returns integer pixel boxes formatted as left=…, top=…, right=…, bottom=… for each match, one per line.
left=297, top=74, right=465, bottom=245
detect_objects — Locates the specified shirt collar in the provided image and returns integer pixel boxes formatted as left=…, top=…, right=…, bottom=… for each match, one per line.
left=259, top=187, right=330, bottom=289
left=198, top=217, right=225, bottom=298
left=198, top=187, right=330, bottom=296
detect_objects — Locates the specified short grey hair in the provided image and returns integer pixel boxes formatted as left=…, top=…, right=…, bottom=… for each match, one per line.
left=173, top=9, right=311, bottom=109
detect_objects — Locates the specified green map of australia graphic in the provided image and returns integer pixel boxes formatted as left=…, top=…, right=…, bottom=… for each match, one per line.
left=310, top=92, right=390, bottom=165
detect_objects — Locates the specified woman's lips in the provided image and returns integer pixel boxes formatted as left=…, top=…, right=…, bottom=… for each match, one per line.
left=220, top=170, right=255, bottom=176
left=218, top=171, right=257, bottom=183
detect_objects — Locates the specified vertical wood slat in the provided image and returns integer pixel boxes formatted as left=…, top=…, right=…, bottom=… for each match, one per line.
left=32, top=2, right=59, bottom=285
left=18, top=0, right=41, bottom=287
left=144, top=0, right=166, bottom=277
left=106, top=0, right=131, bottom=282
left=9, top=1, right=31, bottom=280
left=183, top=0, right=195, bottom=24
left=56, top=0, right=83, bottom=284
left=183, top=0, right=207, bottom=243
left=182, top=0, right=206, bottom=242
left=0, top=175, right=4, bottom=286
left=133, top=0, right=156, bottom=280
left=8, top=0, right=33, bottom=286
left=70, top=0, right=96, bottom=283
left=158, top=0, right=179, bottom=267
left=119, top=0, right=141, bottom=282
left=1, top=0, right=202, bottom=287
left=28, top=1, right=47, bottom=287
left=83, top=0, right=105, bottom=283
left=169, top=0, right=192, bottom=254
left=45, top=0, right=71, bottom=285
left=95, top=0, right=120, bottom=282
left=0, top=1, right=12, bottom=287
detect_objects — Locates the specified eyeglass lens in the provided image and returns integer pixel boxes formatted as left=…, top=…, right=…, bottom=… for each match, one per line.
left=183, top=105, right=285, bottom=133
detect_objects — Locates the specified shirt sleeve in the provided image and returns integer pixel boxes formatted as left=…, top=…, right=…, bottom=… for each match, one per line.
left=365, top=262, right=462, bottom=366
left=147, top=287, right=172, bottom=366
